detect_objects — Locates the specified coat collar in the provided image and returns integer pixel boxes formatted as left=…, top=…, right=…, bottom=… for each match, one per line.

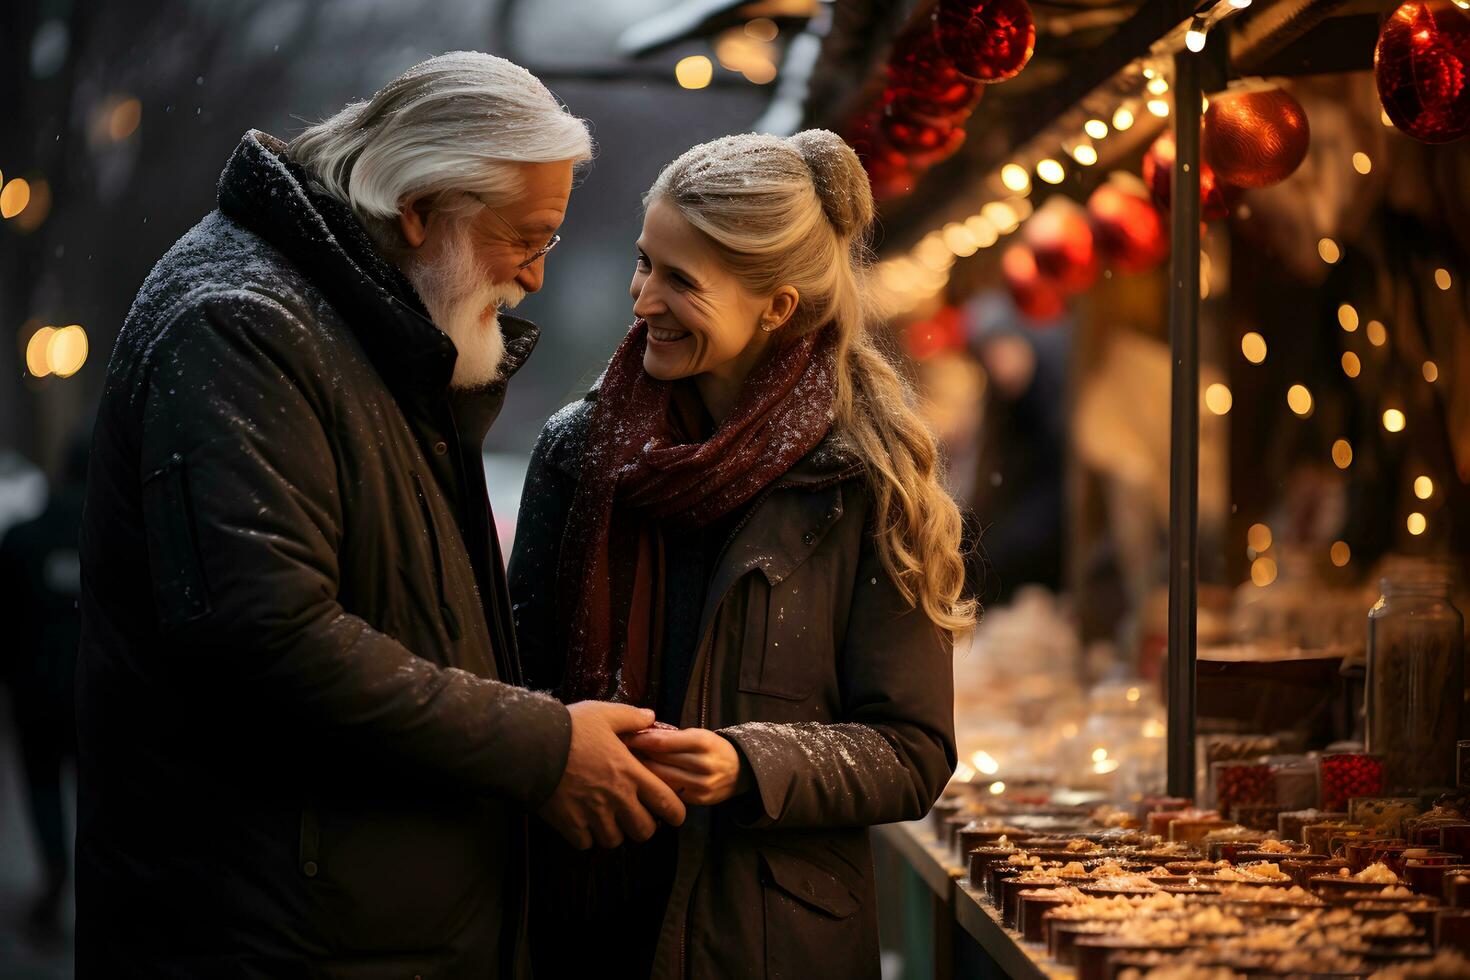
left=216, top=130, right=540, bottom=417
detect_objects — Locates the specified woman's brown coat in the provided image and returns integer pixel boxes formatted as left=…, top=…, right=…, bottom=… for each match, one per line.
left=509, top=394, right=957, bottom=979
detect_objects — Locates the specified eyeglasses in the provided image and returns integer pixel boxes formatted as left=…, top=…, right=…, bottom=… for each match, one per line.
left=470, top=193, right=561, bottom=271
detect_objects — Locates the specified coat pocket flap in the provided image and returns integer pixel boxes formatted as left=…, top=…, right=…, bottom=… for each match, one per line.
left=759, top=848, right=860, bottom=919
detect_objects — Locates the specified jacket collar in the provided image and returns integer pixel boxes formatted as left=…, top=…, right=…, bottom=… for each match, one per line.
left=216, top=130, right=540, bottom=414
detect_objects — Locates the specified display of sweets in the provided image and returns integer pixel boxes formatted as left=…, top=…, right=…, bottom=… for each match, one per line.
left=1278, top=808, right=1347, bottom=843
left=1211, top=761, right=1274, bottom=813
left=1317, top=751, right=1385, bottom=811
left=1349, top=795, right=1424, bottom=836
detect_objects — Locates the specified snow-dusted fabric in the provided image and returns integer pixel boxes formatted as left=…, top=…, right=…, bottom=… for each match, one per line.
left=557, top=319, right=838, bottom=703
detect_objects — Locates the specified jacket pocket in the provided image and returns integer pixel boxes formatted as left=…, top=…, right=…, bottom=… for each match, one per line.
left=141, top=452, right=211, bottom=627
left=759, top=846, right=874, bottom=979
left=738, top=570, right=831, bottom=701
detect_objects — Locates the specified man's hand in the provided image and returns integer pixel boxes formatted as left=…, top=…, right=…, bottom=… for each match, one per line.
left=623, top=727, right=751, bottom=807
left=538, top=702, right=687, bottom=850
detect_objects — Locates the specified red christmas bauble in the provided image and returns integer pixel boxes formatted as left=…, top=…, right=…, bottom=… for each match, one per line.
left=932, top=0, right=1037, bottom=84
left=879, top=108, right=968, bottom=166
left=886, top=33, right=983, bottom=120
left=905, top=306, right=966, bottom=360
left=1002, top=243, right=1067, bottom=320
left=1022, top=196, right=1098, bottom=293
left=1142, top=131, right=1237, bottom=221
left=1087, top=173, right=1169, bottom=273
left=1375, top=0, right=1470, bottom=144
left=1203, top=87, right=1311, bottom=187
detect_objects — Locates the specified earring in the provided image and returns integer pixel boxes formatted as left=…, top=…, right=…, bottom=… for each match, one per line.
left=761, top=321, right=777, bottom=333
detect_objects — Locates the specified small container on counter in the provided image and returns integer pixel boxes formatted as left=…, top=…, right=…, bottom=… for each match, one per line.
left=1279, top=808, right=1347, bottom=843
left=1212, top=760, right=1274, bottom=813
left=1446, top=870, right=1470, bottom=907
left=1230, top=803, right=1285, bottom=832
left=1348, top=795, right=1422, bottom=837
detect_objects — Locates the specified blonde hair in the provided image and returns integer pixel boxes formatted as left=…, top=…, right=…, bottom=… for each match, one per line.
left=646, top=131, right=976, bottom=634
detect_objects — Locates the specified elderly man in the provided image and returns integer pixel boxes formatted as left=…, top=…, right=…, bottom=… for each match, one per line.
left=76, top=52, right=683, bottom=977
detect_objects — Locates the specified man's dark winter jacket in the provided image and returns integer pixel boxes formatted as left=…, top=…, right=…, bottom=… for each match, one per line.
left=76, top=130, right=571, bottom=979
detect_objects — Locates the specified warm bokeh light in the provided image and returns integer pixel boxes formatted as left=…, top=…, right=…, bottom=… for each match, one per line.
left=1125, top=686, right=1141, bottom=702
left=1383, top=409, right=1406, bottom=433
left=1318, top=238, right=1341, bottom=264
left=1000, top=163, right=1031, bottom=193
left=742, top=59, right=777, bottom=84
left=1366, top=320, right=1386, bottom=346
left=1247, top=523, right=1272, bottom=553
left=1407, top=512, right=1427, bottom=536
left=1204, top=383, right=1232, bottom=415
left=109, top=97, right=142, bottom=141
left=1084, top=118, right=1109, bottom=140
left=1337, top=303, right=1359, bottom=331
left=1415, top=475, right=1434, bottom=499
left=1332, top=439, right=1353, bottom=469
left=1287, top=384, right=1313, bottom=416
left=1185, top=28, right=1207, bottom=52
left=1146, top=98, right=1170, bottom=117
left=1352, top=152, right=1372, bottom=175
left=1112, top=106, right=1135, bottom=131
left=972, top=750, right=1000, bottom=775
left=989, top=780, right=1006, bottom=795
left=1435, top=268, right=1452, bottom=290
left=1071, top=143, right=1098, bottom=166
left=1341, top=351, right=1361, bottom=378
left=13, top=178, right=51, bottom=233
left=1036, top=158, right=1065, bottom=184
left=25, top=325, right=55, bottom=377
left=744, top=17, right=778, bottom=41
left=1, top=178, right=33, bottom=219
left=965, top=214, right=999, bottom=248
left=675, top=55, right=713, bottom=89
left=48, top=324, right=88, bottom=377
left=1241, top=332, right=1267, bottom=363
left=981, top=200, right=1020, bottom=234
left=1251, top=557, right=1278, bottom=587
left=942, top=222, right=978, bottom=257
left=1423, top=360, right=1439, bottom=383
left=1091, top=747, right=1108, bottom=762
left=1330, top=541, right=1351, bottom=567
left=1146, top=76, right=1170, bottom=95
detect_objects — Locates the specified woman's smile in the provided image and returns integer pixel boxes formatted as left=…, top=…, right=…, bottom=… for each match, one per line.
left=638, top=317, right=692, bottom=346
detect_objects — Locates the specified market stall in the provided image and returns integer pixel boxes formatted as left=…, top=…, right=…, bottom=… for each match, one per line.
left=775, top=0, right=1470, bottom=974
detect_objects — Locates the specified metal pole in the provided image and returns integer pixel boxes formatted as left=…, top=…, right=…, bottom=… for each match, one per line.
left=1166, top=48, right=1203, bottom=802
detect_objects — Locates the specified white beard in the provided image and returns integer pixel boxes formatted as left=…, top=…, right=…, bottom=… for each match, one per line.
left=405, top=228, right=527, bottom=390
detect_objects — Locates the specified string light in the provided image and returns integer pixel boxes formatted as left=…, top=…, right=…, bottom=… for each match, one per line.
left=1, top=178, right=32, bottom=219
left=47, top=325, right=88, bottom=377
left=1337, top=303, right=1359, bottom=331
left=1423, top=361, right=1439, bottom=383
left=743, top=17, right=778, bottom=41
left=1241, top=332, right=1267, bottom=363
left=675, top=56, right=713, bottom=89
left=981, top=200, right=1021, bottom=234
left=1185, top=18, right=1207, bottom=52
left=1415, top=475, right=1434, bottom=499
left=965, top=214, right=999, bottom=248
left=1247, top=523, right=1272, bottom=552
left=25, top=325, right=55, bottom=377
left=1366, top=319, right=1387, bottom=346
left=1251, top=557, right=1278, bottom=587
left=1287, top=384, right=1313, bottom=416
left=942, top=222, right=979, bottom=257
left=1070, top=142, right=1098, bottom=166
left=1330, top=541, right=1351, bottom=567
left=1352, top=152, right=1372, bottom=175
left=1084, top=118, right=1109, bottom=140
left=1318, top=238, right=1341, bottom=264
left=1332, top=439, right=1353, bottom=469
left=1147, top=98, right=1170, bottom=117
left=1407, top=512, right=1427, bottom=536
left=1112, top=106, right=1136, bottom=131
left=1000, top=163, right=1031, bottom=193
left=1435, top=268, right=1452, bottom=290
left=1205, top=383, right=1232, bottom=415
left=1147, top=76, right=1170, bottom=96
left=1341, top=351, right=1361, bottom=378
left=1036, top=158, right=1066, bottom=184
left=1382, top=408, right=1406, bottom=433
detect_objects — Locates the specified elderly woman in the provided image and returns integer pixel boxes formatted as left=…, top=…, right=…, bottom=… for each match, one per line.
left=509, top=130, right=970, bottom=979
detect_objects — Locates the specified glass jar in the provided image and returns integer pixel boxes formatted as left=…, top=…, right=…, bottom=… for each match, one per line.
left=1366, top=574, right=1465, bottom=793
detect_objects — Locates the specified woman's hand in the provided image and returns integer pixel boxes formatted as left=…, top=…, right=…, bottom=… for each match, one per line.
left=623, top=726, right=752, bottom=806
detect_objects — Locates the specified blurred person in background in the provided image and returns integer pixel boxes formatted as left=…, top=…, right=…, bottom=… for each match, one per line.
left=75, top=51, right=683, bottom=978
left=0, top=436, right=88, bottom=939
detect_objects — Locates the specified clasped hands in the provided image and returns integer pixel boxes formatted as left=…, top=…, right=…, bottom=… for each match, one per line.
left=537, top=701, right=751, bottom=850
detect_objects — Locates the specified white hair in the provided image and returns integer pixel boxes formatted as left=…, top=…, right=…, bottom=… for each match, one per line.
left=287, top=50, right=592, bottom=244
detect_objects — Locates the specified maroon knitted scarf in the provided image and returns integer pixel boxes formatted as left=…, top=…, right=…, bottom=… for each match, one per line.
left=556, top=318, right=838, bottom=704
